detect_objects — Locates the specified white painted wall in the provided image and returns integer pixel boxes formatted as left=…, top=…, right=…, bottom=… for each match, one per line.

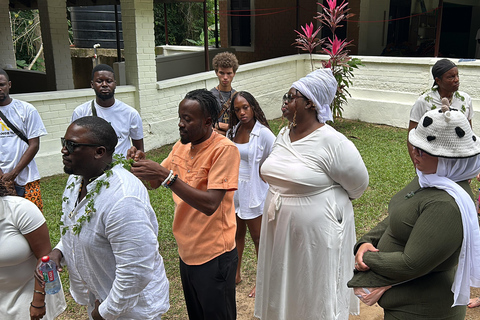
left=342, top=55, right=480, bottom=132
left=10, top=54, right=480, bottom=178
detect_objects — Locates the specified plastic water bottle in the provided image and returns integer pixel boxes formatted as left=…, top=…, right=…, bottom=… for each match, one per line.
left=39, top=256, right=61, bottom=294
left=477, top=188, right=480, bottom=215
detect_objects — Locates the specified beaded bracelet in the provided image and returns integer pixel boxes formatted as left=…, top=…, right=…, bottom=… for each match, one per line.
left=34, top=290, right=46, bottom=295
left=161, top=170, right=174, bottom=187
left=165, top=174, right=178, bottom=189
left=30, top=302, right=46, bottom=309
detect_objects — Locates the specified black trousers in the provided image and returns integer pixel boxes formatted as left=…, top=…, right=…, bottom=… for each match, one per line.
left=179, top=248, right=238, bottom=320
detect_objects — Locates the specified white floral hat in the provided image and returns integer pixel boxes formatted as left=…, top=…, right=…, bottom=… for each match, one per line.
left=409, top=98, right=480, bottom=158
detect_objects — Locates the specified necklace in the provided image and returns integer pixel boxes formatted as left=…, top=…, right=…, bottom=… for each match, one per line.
left=217, top=87, right=233, bottom=123
left=62, top=155, right=135, bottom=235
left=74, top=179, right=84, bottom=207
left=216, top=86, right=232, bottom=104
left=404, top=187, right=424, bottom=199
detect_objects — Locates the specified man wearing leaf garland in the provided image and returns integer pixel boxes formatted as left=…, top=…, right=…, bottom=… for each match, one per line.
left=45, top=116, right=169, bottom=320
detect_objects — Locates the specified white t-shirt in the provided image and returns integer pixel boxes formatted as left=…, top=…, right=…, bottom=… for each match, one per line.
left=0, top=196, right=66, bottom=319
left=0, top=99, right=47, bottom=185
left=410, top=88, right=474, bottom=123
left=71, top=99, right=144, bottom=157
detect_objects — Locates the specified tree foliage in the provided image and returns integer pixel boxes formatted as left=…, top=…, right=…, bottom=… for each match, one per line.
left=154, top=0, right=217, bottom=46
left=10, top=9, right=45, bottom=71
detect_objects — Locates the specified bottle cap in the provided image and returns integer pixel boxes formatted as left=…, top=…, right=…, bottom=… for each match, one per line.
left=41, top=256, right=50, bottom=262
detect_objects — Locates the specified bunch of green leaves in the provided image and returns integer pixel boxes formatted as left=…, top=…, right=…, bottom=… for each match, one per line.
left=186, top=25, right=219, bottom=46
left=60, top=155, right=133, bottom=236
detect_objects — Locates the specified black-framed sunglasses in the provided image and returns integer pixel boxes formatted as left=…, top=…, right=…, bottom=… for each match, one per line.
left=413, top=146, right=426, bottom=157
left=61, top=137, right=102, bottom=154
left=282, top=90, right=308, bottom=103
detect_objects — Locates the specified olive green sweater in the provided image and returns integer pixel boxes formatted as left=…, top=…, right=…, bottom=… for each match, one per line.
left=348, top=176, right=473, bottom=319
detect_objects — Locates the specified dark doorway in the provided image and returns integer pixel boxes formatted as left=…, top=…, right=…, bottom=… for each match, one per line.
left=382, top=0, right=413, bottom=56
left=230, top=0, right=251, bottom=47
left=439, top=3, right=472, bottom=58
left=387, top=0, right=411, bottom=45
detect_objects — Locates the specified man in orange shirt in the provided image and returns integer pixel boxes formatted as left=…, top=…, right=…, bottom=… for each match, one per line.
left=129, top=89, right=240, bottom=319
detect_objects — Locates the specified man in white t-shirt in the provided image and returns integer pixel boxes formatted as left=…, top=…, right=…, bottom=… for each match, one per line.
left=0, top=68, right=47, bottom=211
left=71, top=64, right=144, bottom=156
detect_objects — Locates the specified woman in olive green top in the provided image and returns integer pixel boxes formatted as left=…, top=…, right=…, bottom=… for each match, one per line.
left=348, top=100, right=480, bottom=319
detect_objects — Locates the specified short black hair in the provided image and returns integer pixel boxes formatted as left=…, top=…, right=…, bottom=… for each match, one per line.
left=91, top=64, right=115, bottom=80
left=184, top=89, right=219, bottom=128
left=72, top=116, right=118, bottom=154
left=0, top=68, right=10, bottom=81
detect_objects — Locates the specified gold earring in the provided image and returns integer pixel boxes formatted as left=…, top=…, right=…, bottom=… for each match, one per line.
left=290, top=110, right=297, bottom=128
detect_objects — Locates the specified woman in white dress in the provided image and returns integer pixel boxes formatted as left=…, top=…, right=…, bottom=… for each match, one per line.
left=227, top=91, right=275, bottom=298
left=0, top=179, right=66, bottom=319
left=254, top=69, right=369, bottom=320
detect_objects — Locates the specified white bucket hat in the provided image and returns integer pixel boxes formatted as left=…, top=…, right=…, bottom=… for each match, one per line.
left=409, top=98, right=480, bottom=158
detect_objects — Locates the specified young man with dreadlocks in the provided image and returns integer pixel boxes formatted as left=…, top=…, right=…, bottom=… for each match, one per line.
left=129, top=89, right=240, bottom=319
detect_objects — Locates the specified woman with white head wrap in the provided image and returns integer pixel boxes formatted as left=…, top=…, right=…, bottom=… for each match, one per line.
left=254, top=69, right=369, bottom=320
left=348, top=99, right=480, bottom=319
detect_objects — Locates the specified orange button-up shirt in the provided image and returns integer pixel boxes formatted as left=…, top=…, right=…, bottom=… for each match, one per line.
left=162, top=131, right=240, bottom=265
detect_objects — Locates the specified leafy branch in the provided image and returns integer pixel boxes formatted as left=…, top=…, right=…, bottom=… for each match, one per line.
left=61, top=155, right=133, bottom=236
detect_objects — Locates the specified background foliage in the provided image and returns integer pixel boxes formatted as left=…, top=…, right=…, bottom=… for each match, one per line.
left=153, top=0, right=217, bottom=46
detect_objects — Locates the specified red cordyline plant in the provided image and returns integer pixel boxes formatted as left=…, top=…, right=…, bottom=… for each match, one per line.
left=293, top=0, right=363, bottom=118
left=293, top=22, right=325, bottom=70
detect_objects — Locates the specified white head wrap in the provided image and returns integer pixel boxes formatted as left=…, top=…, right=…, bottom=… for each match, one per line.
left=417, top=156, right=480, bottom=306
left=291, top=68, right=337, bottom=123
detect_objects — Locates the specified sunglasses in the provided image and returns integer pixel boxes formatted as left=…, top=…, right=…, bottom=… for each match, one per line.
left=61, top=138, right=102, bottom=154
left=413, top=147, right=426, bottom=157
left=282, top=91, right=308, bottom=103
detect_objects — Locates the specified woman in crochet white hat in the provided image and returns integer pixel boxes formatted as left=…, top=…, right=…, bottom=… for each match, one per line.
left=254, top=68, right=369, bottom=320
left=349, top=99, right=480, bottom=319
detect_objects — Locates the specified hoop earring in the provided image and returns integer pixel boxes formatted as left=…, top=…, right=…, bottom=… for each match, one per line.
left=290, top=110, right=297, bottom=128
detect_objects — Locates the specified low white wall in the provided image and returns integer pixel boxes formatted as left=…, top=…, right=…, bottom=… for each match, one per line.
left=342, top=56, right=480, bottom=133
left=10, top=54, right=480, bottom=178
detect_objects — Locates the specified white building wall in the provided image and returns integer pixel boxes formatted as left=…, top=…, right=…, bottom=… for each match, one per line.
left=10, top=54, right=480, bottom=177
left=342, top=55, right=480, bottom=131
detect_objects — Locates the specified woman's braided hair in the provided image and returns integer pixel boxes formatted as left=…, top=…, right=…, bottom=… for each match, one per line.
left=227, top=91, right=272, bottom=141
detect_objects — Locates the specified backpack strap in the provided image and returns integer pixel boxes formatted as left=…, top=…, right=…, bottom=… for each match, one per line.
left=218, top=90, right=237, bottom=119
left=91, top=100, right=97, bottom=117
left=0, top=109, right=29, bottom=144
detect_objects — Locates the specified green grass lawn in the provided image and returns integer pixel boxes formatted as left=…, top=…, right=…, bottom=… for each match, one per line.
left=41, top=118, right=480, bottom=319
